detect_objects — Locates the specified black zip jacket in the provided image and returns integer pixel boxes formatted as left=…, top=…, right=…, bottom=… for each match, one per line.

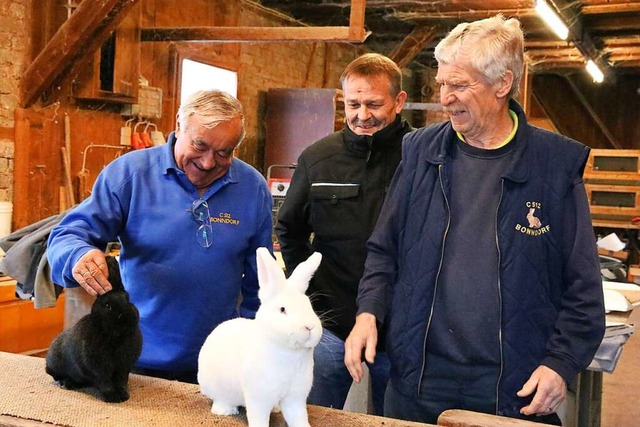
left=276, top=116, right=413, bottom=345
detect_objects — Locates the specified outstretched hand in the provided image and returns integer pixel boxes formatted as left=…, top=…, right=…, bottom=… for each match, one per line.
left=517, top=365, right=566, bottom=416
left=72, top=249, right=112, bottom=296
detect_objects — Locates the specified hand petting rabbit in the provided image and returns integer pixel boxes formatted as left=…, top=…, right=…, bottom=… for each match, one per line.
left=46, top=255, right=143, bottom=403
left=198, top=247, right=322, bottom=427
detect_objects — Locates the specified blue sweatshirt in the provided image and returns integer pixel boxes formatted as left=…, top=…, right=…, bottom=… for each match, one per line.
left=47, top=133, right=273, bottom=372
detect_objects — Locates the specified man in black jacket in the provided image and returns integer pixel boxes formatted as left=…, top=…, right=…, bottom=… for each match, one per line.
left=276, top=53, right=412, bottom=415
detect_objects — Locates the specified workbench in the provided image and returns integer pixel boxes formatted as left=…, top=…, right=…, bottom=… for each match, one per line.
left=0, top=351, right=547, bottom=427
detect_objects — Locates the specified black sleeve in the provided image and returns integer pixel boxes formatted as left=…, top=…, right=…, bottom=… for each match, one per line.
left=275, top=155, right=314, bottom=275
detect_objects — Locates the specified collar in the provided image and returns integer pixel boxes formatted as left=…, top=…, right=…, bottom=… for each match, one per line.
left=456, top=109, right=519, bottom=149
left=426, top=99, right=531, bottom=183
left=160, top=131, right=179, bottom=174
left=163, top=131, right=238, bottom=193
left=343, top=116, right=411, bottom=156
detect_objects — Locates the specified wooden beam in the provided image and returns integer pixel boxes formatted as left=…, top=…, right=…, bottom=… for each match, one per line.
left=564, top=77, right=621, bottom=149
left=20, top=0, right=141, bottom=108
left=389, top=2, right=640, bottom=21
left=348, top=0, right=367, bottom=41
left=143, top=0, right=367, bottom=43
left=13, top=108, right=36, bottom=230
left=0, top=127, right=13, bottom=140
left=527, top=45, right=640, bottom=69
left=141, top=26, right=369, bottom=42
left=388, top=26, right=437, bottom=69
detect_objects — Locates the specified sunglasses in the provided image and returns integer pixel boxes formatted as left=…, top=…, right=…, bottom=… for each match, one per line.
left=187, top=199, right=213, bottom=248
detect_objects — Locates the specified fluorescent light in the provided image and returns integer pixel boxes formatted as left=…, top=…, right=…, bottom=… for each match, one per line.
left=535, top=0, right=569, bottom=40
left=586, top=59, right=604, bottom=83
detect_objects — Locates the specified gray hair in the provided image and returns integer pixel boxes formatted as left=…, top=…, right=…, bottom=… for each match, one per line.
left=434, top=14, right=524, bottom=99
left=340, top=53, right=403, bottom=97
left=178, top=90, right=246, bottom=144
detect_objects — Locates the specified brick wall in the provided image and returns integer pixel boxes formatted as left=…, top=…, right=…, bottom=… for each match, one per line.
left=233, top=2, right=367, bottom=171
left=0, top=0, right=30, bottom=203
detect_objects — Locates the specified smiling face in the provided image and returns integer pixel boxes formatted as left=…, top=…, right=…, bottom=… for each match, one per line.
left=436, top=55, right=513, bottom=144
left=343, top=74, right=406, bottom=136
left=173, top=115, right=243, bottom=192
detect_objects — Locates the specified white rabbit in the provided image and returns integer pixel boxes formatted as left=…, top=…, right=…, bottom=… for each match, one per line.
left=198, top=247, right=322, bottom=427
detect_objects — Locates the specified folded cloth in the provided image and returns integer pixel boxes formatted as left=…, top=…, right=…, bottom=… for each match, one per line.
left=588, top=327, right=635, bottom=373
left=0, top=210, right=69, bottom=306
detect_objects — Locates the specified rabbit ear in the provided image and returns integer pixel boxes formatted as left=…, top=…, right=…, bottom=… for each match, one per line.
left=256, top=247, right=286, bottom=302
left=287, top=252, right=322, bottom=294
left=106, top=256, right=124, bottom=292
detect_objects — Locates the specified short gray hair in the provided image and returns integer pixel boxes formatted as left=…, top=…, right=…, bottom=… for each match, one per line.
left=434, top=14, right=524, bottom=99
left=178, top=90, right=246, bottom=144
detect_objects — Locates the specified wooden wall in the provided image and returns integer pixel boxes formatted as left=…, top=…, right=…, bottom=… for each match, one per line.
left=9, top=0, right=369, bottom=229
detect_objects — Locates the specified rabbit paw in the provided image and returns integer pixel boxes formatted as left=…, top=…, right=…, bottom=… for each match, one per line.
left=211, top=401, right=239, bottom=416
left=100, top=389, right=129, bottom=403
left=115, top=387, right=130, bottom=402
left=59, top=377, right=84, bottom=390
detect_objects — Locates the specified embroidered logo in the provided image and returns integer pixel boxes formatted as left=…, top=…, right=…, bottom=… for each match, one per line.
left=211, top=212, right=240, bottom=226
left=526, top=208, right=542, bottom=229
left=515, top=202, right=550, bottom=236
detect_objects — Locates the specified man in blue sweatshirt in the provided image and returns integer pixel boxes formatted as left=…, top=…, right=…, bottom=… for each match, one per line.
left=47, top=90, right=273, bottom=383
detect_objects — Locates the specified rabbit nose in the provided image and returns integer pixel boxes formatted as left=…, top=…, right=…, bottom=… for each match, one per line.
left=305, top=325, right=314, bottom=331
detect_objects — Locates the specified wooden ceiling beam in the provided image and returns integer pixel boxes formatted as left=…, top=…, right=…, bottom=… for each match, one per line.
left=141, top=26, right=368, bottom=42
left=582, top=3, right=640, bottom=14
left=388, top=27, right=437, bottom=69
left=389, top=3, right=640, bottom=21
left=143, top=0, right=367, bottom=43
left=20, top=0, right=141, bottom=108
left=527, top=47, right=640, bottom=58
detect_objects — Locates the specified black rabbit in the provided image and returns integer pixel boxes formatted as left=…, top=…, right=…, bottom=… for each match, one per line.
left=46, top=256, right=143, bottom=402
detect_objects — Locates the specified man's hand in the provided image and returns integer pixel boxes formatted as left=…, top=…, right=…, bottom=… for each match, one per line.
left=72, top=249, right=111, bottom=296
left=517, top=365, right=566, bottom=416
left=344, top=313, right=378, bottom=383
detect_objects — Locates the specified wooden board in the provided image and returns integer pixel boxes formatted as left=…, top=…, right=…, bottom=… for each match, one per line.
left=0, top=280, right=65, bottom=354
left=438, top=409, right=547, bottom=426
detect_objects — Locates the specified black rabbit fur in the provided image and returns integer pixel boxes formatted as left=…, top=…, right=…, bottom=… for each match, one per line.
left=45, top=256, right=143, bottom=402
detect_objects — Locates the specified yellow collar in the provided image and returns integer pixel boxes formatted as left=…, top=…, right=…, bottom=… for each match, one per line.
left=456, top=109, right=518, bottom=149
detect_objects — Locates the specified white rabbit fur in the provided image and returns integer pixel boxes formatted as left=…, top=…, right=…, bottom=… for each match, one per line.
left=198, top=247, right=322, bottom=427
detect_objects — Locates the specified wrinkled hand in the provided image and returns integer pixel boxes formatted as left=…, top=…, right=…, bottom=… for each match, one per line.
left=72, top=249, right=111, bottom=296
left=517, top=365, right=566, bottom=416
left=344, top=313, right=378, bottom=383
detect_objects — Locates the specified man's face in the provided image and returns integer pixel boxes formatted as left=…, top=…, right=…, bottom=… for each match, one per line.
left=173, top=115, right=243, bottom=192
left=343, top=74, right=406, bottom=136
left=436, top=58, right=505, bottom=141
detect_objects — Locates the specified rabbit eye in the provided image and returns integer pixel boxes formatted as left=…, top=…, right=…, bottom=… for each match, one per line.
left=280, top=307, right=286, bottom=314
left=104, top=303, right=112, bottom=310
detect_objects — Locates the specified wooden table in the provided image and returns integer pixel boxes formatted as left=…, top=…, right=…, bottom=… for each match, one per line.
left=0, top=351, right=546, bottom=427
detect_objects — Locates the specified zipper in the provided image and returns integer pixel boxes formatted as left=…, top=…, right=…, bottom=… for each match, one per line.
left=417, top=164, right=451, bottom=393
left=494, top=178, right=505, bottom=414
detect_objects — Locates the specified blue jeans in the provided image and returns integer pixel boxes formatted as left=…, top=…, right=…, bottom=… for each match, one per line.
left=307, top=328, right=390, bottom=415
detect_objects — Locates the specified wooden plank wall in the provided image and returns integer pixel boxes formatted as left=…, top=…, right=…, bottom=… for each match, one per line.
left=14, top=0, right=365, bottom=224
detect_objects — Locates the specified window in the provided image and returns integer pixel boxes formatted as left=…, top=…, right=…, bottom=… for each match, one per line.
left=180, top=59, right=238, bottom=104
